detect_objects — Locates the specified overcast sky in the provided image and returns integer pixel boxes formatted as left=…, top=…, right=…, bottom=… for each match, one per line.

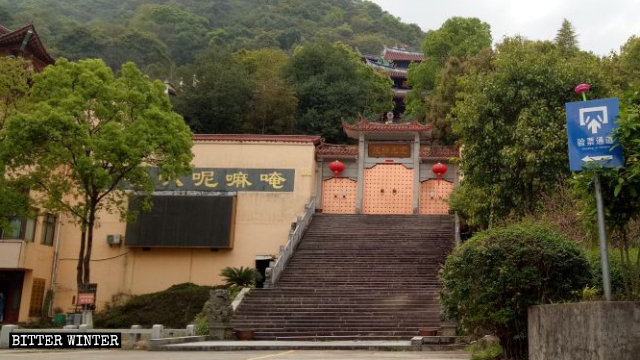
left=369, top=0, right=640, bottom=55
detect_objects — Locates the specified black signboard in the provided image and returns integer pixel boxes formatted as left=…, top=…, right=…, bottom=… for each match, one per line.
left=125, top=195, right=236, bottom=248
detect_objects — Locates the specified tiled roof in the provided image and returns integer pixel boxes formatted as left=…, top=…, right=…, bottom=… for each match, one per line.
left=366, top=59, right=408, bottom=79
left=344, top=119, right=432, bottom=133
left=383, top=48, right=424, bottom=62
left=0, top=24, right=55, bottom=65
left=0, top=24, right=11, bottom=36
left=317, top=144, right=358, bottom=158
left=420, top=145, right=460, bottom=159
left=193, top=134, right=322, bottom=145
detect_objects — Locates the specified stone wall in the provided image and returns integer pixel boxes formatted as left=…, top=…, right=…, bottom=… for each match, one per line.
left=528, top=301, right=640, bottom=360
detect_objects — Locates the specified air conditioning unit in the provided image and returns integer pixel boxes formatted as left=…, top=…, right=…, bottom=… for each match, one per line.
left=106, top=234, right=122, bottom=246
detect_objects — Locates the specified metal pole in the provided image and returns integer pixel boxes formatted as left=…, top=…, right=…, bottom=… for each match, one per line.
left=593, top=173, right=612, bottom=300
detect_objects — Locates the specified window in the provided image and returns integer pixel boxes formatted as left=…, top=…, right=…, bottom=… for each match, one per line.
left=29, top=278, right=46, bottom=317
left=0, top=213, right=37, bottom=242
left=41, top=213, right=57, bottom=246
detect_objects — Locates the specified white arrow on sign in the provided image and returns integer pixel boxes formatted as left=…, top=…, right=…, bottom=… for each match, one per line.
left=582, top=155, right=613, bottom=162
left=587, top=115, right=603, bottom=134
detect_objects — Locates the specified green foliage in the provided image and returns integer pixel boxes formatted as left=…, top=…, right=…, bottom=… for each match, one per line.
left=422, top=17, right=492, bottom=65
left=286, top=41, right=393, bottom=143
left=0, top=57, right=32, bottom=227
left=555, top=19, right=579, bottom=54
left=571, top=99, right=640, bottom=300
left=587, top=247, right=640, bottom=300
left=0, top=0, right=424, bottom=78
left=235, top=48, right=298, bottom=134
left=94, top=283, right=216, bottom=328
left=172, top=48, right=252, bottom=134
left=192, top=300, right=211, bottom=336
left=406, top=17, right=491, bottom=122
left=1, top=59, right=193, bottom=286
left=467, top=339, right=503, bottom=360
left=451, top=37, right=610, bottom=228
left=441, top=223, right=590, bottom=359
left=220, top=266, right=262, bottom=287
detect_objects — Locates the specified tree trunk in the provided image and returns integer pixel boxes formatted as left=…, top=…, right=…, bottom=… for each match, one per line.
left=83, top=204, right=96, bottom=285
left=76, top=226, right=87, bottom=288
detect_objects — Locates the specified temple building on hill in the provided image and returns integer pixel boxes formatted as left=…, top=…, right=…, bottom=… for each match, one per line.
left=0, top=23, right=55, bottom=71
left=365, top=47, right=424, bottom=119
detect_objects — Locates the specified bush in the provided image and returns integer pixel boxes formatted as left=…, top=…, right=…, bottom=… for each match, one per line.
left=94, top=283, right=221, bottom=328
left=220, top=266, right=262, bottom=287
left=587, top=247, right=640, bottom=299
left=440, top=223, right=590, bottom=360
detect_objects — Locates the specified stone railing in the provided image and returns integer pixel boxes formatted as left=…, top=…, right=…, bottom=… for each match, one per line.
left=264, top=197, right=316, bottom=288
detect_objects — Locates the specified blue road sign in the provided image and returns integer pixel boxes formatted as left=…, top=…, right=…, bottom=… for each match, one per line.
left=566, top=98, right=624, bottom=172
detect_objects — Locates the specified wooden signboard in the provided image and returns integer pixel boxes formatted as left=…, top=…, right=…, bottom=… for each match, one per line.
left=368, top=144, right=411, bottom=158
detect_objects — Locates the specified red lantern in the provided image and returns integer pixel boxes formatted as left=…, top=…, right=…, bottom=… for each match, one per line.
left=432, top=162, right=447, bottom=182
left=328, top=160, right=345, bottom=177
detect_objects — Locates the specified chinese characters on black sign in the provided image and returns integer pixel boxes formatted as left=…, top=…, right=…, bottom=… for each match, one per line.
left=156, top=168, right=295, bottom=192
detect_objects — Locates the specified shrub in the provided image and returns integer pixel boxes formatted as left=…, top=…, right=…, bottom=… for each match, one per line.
left=94, top=283, right=219, bottom=328
left=220, top=266, right=262, bottom=287
left=440, top=223, right=590, bottom=360
left=587, top=247, right=640, bottom=299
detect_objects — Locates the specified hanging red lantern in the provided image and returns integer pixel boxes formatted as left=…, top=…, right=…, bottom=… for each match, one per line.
left=328, top=160, right=345, bottom=177
left=432, top=162, right=447, bottom=182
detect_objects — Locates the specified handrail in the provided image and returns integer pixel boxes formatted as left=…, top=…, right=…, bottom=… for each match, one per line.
left=264, top=197, right=316, bottom=288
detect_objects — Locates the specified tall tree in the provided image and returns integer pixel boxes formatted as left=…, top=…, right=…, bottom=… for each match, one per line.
left=235, top=48, right=298, bottom=134
left=450, top=37, right=610, bottom=228
left=555, top=18, right=579, bottom=54
left=286, top=41, right=393, bottom=143
left=1, top=59, right=193, bottom=287
left=172, top=48, right=253, bottom=134
left=0, top=57, right=31, bottom=227
left=406, top=17, right=492, bottom=120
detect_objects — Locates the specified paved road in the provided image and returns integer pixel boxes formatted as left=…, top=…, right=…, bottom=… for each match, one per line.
left=0, top=350, right=470, bottom=360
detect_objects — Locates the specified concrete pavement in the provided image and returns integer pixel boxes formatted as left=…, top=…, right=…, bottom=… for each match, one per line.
left=0, top=349, right=470, bottom=360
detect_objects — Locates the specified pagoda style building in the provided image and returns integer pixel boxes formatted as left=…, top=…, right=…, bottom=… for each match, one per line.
left=0, top=23, right=55, bottom=71
left=365, top=47, right=424, bottom=118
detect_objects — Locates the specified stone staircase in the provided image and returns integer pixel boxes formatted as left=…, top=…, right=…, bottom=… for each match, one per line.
left=231, top=214, right=454, bottom=340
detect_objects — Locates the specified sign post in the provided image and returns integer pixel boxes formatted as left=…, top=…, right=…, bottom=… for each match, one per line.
left=566, top=85, right=622, bottom=301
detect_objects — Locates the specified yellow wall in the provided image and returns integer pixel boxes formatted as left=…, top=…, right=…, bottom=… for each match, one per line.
left=51, top=140, right=317, bottom=311
left=0, top=214, right=56, bottom=322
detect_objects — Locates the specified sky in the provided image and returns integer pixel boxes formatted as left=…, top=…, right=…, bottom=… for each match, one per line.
left=369, top=0, right=640, bottom=55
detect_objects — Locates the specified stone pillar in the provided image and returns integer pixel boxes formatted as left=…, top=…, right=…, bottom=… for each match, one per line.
left=151, top=324, right=164, bottom=340
left=130, top=325, right=141, bottom=344
left=0, top=325, right=19, bottom=348
left=315, top=159, right=323, bottom=211
left=412, top=134, right=421, bottom=214
left=208, top=289, right=232, bottom=340
left=355, top=133, right=366, bottom=214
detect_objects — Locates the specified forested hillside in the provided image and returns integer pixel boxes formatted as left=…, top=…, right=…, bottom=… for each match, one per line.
left=0, top=0, right=424, bottom=79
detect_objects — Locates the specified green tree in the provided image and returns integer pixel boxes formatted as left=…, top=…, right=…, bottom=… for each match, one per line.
left=450, top=37, right=609, bottom=228
left=131, top=4, right=209, bottom=66
left=555, top=18, right=579, bottom=54
left=286, top=41, right=393, bottom=143
left=235, top=48, right=298, bottom=134
left=406, top=17, right=491, bottom=120
left=0, top=57, right=32, bottom=227
left=441, top=223, right=590, bottom=359
left=572, top=97, right=640, bottom=300
left=1, top=59, right=193, bottom=287
left=172, top=48, right=253, bottom=134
